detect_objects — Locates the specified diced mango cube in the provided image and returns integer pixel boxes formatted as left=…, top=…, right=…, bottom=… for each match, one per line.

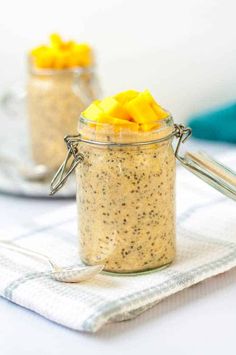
left=82, top=101, right=102, bottom=121
left=50, top=33, right=62, bottom=49
left=125, top=90, right=169, bottom=123
left=97, top=114, right=138, bottom=130
left=31, top=45, right=47, bottom=57
left=152, top=103, right=169, bottom=120
left=115, top=90, right=139, bottom=105
left=125, top=92, right=157, bottom=123
left=99, top=97, right=131, bottom=120
left=53, top=51, right=67, bottom=69
left=142, top=90, right=169, bottom=120
left=33, top=50, right=54, bottom=69
left=73, top=44, right=93, bottom=67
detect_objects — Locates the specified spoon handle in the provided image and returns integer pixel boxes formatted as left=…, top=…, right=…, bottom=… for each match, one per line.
left=0, top=240, right=57, bottom=270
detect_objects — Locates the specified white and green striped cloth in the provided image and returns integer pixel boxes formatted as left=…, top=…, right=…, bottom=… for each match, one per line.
left=0, top=152, right=235, bottom=333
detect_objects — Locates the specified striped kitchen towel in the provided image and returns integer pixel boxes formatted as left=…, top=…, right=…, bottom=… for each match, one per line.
left=0, top=151, right=236, bottom=333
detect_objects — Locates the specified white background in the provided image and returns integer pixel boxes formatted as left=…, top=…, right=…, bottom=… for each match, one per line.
left=0, top=0, right=236, bottom=121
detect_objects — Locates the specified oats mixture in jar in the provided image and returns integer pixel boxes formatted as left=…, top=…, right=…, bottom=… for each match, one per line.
left=77, top=120, right=176, bottom=273
left=27, top=70, right=86, bottom=170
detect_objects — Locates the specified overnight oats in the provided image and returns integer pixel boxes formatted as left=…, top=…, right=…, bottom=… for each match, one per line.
left=50, top=89, right=236, bottom=273
left=27, top=34, right=99, bottom=170
left=76, top=90, right=176, bottom=273
left=50, top=89, right=178, bottom=273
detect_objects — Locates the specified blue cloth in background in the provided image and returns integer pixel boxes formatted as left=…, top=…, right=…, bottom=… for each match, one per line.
left=187, top=102, right=236, bottom=143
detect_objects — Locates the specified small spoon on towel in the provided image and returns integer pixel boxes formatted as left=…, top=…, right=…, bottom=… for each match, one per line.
left=0, top=240, right=103, bottom=283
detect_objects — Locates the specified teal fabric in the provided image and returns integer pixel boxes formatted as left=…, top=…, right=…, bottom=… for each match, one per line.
left=187, top=102, right=236, bottom=143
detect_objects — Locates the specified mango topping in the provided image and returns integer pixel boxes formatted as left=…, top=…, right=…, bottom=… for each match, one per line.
left=82, top=90, right=169, bottom=132
left=30, top=33, right=93, bottom=69
left=115, top=90, right=139, bottom=105
left=99, top=97, right=131, bottom=121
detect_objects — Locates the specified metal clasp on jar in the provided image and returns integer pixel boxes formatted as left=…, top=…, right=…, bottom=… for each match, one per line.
left=174, top=125, right=236, bottom=200
left=50, top=134, right=84, bottom=195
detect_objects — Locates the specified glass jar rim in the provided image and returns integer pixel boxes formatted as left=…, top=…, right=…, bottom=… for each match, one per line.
left=79, top=113, right=173, bottom=127
left=78, top=114, right=175, bottom=145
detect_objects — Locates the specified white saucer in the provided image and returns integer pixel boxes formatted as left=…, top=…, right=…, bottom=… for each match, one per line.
left=0, top=155, right=76, bottom=199
left=0, top=85, right=76, bottom=198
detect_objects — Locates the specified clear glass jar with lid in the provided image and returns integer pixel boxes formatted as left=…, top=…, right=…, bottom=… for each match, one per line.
left=50, top=114, right=236, bottom=274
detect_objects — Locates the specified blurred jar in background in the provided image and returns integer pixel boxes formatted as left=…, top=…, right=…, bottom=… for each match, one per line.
left=27, top=34, right=100, bottom=171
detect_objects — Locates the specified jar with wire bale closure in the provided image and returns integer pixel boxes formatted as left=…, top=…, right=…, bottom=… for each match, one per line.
left=50, top=89, right=236, bottom=274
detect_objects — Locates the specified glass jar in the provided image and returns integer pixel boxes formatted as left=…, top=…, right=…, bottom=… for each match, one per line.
left=77, top=117, right=175, bottom=273
left=27, top=64, right=100, bottom=171
left=50, top=116, right=236, bottom=274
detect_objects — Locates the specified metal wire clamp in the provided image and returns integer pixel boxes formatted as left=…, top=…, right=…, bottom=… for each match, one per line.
left=49, top=124, right=192, bottom=196
left=50, top=135, right=84, bottom=195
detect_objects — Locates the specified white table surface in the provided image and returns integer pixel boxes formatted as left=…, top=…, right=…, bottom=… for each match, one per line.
left=0, top=192, right=236, bottom=355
